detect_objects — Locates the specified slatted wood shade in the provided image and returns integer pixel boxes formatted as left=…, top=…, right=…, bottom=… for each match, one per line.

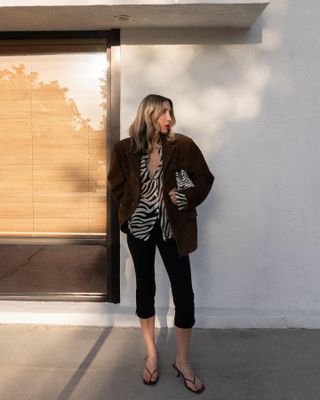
left=0, top=41, right=108, bottom=238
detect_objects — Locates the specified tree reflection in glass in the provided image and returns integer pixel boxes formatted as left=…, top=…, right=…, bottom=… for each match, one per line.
left=0, top=52, right=108, bottom=237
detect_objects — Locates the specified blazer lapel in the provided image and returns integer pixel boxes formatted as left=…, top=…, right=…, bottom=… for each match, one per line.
left=162, top=138, right=176, bottom=174
left=125, top=147, right=141, bottom=180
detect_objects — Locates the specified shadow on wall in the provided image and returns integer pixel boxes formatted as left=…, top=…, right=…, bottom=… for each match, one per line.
left=120, top=0, right=293, bottom=318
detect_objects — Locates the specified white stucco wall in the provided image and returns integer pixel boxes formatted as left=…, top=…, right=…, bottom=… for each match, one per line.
left=117, top=0, right=320, bottom=328
left=2, top=0, right=320, bottom=328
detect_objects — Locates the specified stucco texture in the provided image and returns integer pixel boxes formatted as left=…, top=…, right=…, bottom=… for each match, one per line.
left=118, top=0, right=320, bottom=327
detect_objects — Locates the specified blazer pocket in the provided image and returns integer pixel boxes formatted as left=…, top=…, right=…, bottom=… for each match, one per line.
left=175, top=169, right=195, bottom=191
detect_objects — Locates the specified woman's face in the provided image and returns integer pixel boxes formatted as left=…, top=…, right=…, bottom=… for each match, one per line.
left=156, top=100, right=172, bottom=134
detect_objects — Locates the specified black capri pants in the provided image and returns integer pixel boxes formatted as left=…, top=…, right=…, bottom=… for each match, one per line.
left=127, top=219, right=195, bottom=329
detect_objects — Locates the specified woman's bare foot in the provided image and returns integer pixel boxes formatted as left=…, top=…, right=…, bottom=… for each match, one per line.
left=143, top=350, right=159, bottom=384
left=174, top=358, right=204, bottom=392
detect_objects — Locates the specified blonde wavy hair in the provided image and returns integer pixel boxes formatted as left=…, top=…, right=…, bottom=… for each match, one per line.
left=129, top=94, right=176, bottom=153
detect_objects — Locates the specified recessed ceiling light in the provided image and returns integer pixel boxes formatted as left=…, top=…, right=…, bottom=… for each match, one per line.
left=114, top=15, right=133, bottom=22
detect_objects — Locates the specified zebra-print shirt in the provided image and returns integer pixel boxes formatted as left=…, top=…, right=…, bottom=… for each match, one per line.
left=175, top=169, right=194, bottom=210
left=128, top=143, right=187, bottom=241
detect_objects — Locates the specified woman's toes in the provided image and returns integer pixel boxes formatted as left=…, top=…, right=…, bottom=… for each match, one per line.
left=196, top=377, right=202, bottom=386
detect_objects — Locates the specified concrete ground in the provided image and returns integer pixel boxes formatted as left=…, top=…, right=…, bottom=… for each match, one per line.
left=0, top=325, right=319, bottom=400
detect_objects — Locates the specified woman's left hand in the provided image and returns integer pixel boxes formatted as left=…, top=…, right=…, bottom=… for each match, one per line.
left=168, top=188, right=178, bottom=205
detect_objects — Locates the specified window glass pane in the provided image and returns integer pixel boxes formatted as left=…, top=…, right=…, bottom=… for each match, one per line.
left=0, top=48, right=108, bottom=238
left=0, top=40, right=109, bottom=299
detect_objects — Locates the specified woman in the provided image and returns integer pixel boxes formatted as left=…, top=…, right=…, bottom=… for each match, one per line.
left=108, top=94, right=214, bottom=394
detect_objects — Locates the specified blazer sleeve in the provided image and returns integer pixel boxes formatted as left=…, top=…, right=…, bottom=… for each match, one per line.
left=181, top=139, right=214, bottom=211
left=107, top=142, right=126, bottom=207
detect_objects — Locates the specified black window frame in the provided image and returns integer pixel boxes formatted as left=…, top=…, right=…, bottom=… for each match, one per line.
left=0, top=29, right=120, bottom=303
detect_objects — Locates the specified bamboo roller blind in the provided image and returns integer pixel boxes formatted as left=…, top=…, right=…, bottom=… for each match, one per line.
left=0, top=42, right=108, bottom=237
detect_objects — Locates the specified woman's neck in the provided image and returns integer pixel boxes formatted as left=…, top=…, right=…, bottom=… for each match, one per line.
left=151, top=135, right=161, bottom=149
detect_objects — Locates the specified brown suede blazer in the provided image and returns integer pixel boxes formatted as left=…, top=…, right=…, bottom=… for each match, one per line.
left=107, top=133, right=214, bottom=257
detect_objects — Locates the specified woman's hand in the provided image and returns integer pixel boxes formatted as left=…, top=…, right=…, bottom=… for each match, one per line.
left=168, top=188, right=178, bottom=205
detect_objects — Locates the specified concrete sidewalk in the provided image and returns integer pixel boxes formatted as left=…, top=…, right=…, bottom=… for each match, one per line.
left=0, top=325, right=319, bottom=400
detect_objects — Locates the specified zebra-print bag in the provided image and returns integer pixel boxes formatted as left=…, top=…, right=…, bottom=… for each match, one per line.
left=175, top=169, right=195, bottom=191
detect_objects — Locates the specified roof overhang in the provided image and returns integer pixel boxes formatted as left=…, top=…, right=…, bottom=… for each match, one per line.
left=0, top=1, right=270, bottom=31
